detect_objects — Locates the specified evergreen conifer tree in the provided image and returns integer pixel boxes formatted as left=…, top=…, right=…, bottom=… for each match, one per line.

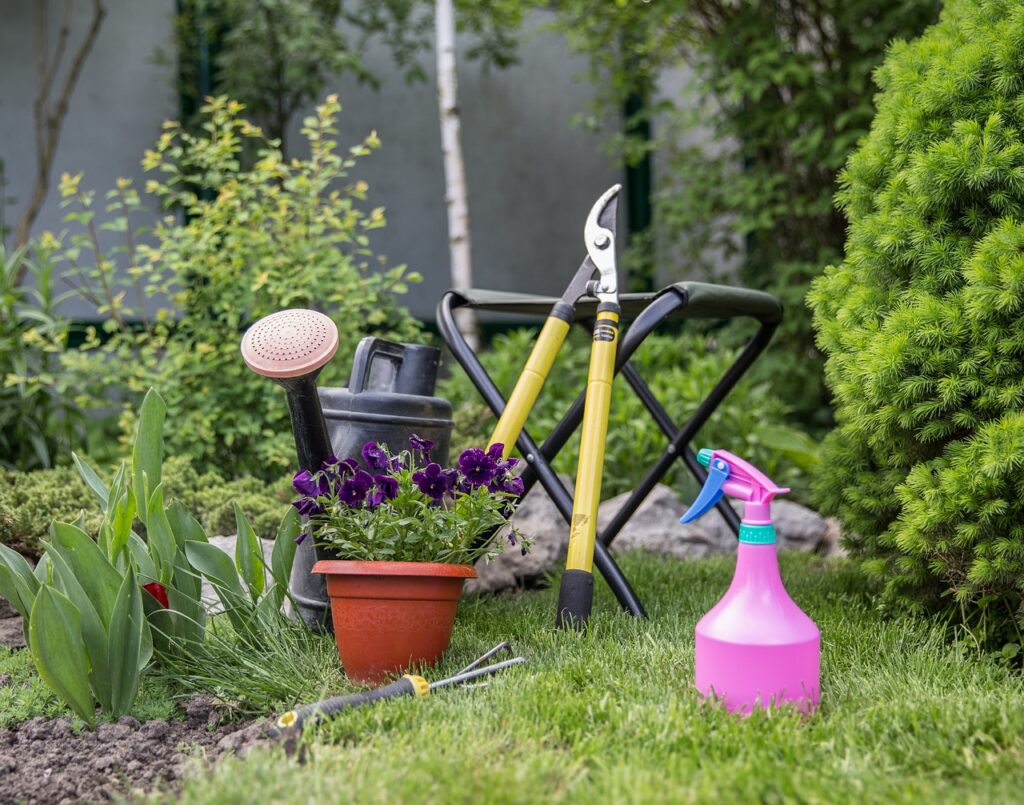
left=810, top=0, right=1024, bottom=642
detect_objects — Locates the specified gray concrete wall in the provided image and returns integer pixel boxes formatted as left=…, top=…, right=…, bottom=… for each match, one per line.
left=0, top=2, right=622, bottom=322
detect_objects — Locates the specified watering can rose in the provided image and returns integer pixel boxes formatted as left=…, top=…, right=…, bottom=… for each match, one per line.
left=291, top=436, right=527, bottom=565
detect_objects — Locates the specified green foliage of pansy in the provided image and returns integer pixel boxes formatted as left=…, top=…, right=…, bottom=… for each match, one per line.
left=50, top=95, right=420, bottom=481
left=809, top=0, right=1024, bottom=645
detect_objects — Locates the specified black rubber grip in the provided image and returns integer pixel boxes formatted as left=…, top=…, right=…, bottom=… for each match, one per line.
left=555, top=569, right=594, bottom=631
left=285, top=677, right=416, bottom=729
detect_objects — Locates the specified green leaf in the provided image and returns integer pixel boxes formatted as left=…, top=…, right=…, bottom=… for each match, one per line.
left=107, top=567, right=146, bottom=716
left=233, top=503, right=265, bottom=601
left=127, top=533, right=158, bottom=581
left=0, top=544, right=40, bottom=619
left=145, top=485, right=177, bottom=584
left=166, top=500, right=209, bottom=547
left=29, top=586, right=96, bottom=725
left=132, top=389, right=166, bottom=527
left=44, top=543, right=113, bottom=712
left=270, top=507, right=300, bottom=608
left=47, top=522, right=123, bottom=628
left=184, top=541, right=251, bottom=633
left=72, top=451, right=110, bottom=509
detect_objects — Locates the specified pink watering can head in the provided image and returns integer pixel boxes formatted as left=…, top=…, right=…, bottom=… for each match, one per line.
left=680, top=448, right=789, bottom=528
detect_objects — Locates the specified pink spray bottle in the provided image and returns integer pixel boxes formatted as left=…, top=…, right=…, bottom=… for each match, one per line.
left=681, top=448, right=820, bottom=714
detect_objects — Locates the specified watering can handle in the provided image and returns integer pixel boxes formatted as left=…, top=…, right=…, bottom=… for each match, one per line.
left=349, top=337, right=407, bottom=394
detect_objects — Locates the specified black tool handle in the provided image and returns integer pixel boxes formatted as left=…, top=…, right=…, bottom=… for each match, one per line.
left=555, top=569, right=594, bottom=631
left=279, top=677, right=418, bottom=731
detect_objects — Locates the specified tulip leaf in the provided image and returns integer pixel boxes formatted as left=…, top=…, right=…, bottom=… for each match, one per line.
left=184, top=541, right=251, bottom=634
left=107, top=568, right=146, bottom=716
left=72, top=451, right=110, bottom=509
left=44, top=543, right=114, bottom=712
left=234, top=503, right=265, bottom=602
left=166, top=500, right=209, bottom=547
left=0, top=544, right=40, bottom=619
left=145, top=485, right=177, bottom=584
left=108, top=486, right=137, bottom=563
left=166, top=548, right=206, bottom=648
left=29, top=586, right=96, bottom=725
left=270, top=507, right=300, bottom=609
left=48, top=522, right=123, bottom=628
left=128, top=533, right=158, bottom=581
left=132, top=389, right=166, bottom=527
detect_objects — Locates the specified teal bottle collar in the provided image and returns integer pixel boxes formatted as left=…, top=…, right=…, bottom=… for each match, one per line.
left=738, top=524, right=776, bottom=545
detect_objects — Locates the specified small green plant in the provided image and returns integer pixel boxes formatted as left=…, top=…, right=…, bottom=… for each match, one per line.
left=51, top=95, right=420, bottom=480
left=294, top=437, right=523, bottom=564
left=440, top=329, right=819, bottom=502
left=809, top=0, right=1024, bottom=645
left=0, top=239, right=83, bottom=470
left=0, top=388, right=300, bottom=724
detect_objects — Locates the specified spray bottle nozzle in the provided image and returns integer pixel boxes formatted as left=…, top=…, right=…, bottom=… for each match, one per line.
left=680, top=448, right=790, bottom=527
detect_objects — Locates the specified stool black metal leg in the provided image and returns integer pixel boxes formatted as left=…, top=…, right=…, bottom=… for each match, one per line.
left=436, top=292, right=647, bottom=618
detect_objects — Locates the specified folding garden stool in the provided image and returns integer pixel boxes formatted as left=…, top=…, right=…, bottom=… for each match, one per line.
left=436, top=281, right=784, bottom=618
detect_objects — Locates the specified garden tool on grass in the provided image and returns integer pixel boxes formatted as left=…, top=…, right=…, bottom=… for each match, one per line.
left=274, top=642, right=526, bottom=732
left=681, top=449, right=820, bottom=713
left=480, top=185, right=639, bottom=629
left=553, top=185, right=622, bottom=631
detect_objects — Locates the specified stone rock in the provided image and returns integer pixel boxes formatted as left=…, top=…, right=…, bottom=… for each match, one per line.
left=601, top=484, right=837, bottom=559
left=468, top=476, right=572, bottom=593
left=202, top=535, right=276, bottom=609
left=0, top=614, right=24, bottom=648
left=602, top=485, right=733, bottom=560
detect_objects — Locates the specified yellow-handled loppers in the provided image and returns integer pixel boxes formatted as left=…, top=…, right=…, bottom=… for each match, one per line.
left=482, top=186, right=623, bottom=629
left=554, top=186, right=621, bottom=630
left=486, top=185, right=623, bottom=460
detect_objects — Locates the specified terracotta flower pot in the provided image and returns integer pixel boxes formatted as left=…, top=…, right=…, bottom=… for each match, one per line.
left=312, top=560, right=476, bottom=684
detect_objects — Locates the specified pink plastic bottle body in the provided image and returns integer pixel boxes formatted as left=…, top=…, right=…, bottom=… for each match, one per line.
left=695, top=542, right=820, bottom=713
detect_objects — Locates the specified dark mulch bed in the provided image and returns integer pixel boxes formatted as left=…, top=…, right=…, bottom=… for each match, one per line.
left=0, top=696, right=275, bottom=803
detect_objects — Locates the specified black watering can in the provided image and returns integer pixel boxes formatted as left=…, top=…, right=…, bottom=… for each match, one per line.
left=289, top=337, right=454, bottom=631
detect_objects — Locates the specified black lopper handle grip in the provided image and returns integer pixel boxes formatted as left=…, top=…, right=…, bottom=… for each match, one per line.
left=278, top=677, right=423, bottom=731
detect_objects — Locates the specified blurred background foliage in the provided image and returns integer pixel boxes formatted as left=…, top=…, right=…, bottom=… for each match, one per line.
left=0, top=0, right=942, bottom=518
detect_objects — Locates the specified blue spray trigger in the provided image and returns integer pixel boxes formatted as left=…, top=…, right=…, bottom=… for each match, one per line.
left=680, top=458, right=730, bottom=524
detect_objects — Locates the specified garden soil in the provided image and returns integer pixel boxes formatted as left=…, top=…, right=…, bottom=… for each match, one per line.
left=0, top=695, right=277, bottom=803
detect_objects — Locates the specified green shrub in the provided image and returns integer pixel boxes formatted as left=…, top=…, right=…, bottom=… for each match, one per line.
left=809, top=0, right=1024, bottom=644
left=1, top=457, right=290, bottom=558
left=0, top=467, right=100, bottom=557
left=546, top=0, right=940, bottom=421
left=0, top=240, right=83, bottom=471
left=439, top=329, right=819, bottom=502
left=52, top=95, right=420, bottom=479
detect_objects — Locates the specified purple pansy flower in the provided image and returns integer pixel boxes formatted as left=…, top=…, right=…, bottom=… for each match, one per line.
left=368, top=473, right=400, bottom=507
left=412, top=463, right=451, bottom=501
left=487, top=443, right=505, bottom=462
left=409, top=434, right=434, bottom=459
left=458, top=448, right=497, bottom=487
left=292, top=496, right=324, bottom=517
left=361, top=441, right=390, bottom=471
left=489, top=474, right=524, bottom=497
left=292, top=469, right=322, bottom=497
left=497, top=457, right=519, bottom=473
left=339, top=470, right=374, bottom=507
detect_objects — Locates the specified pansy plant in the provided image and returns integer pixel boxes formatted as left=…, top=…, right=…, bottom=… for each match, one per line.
left=292, top=437, right=527, bottom=565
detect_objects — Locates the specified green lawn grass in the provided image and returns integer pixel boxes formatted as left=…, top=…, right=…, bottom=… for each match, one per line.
left=159, top=552, right=1024, bottom=803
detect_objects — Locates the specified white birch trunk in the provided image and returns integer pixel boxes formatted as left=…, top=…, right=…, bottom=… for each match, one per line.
left=435, top=0, right=480, bottom=350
